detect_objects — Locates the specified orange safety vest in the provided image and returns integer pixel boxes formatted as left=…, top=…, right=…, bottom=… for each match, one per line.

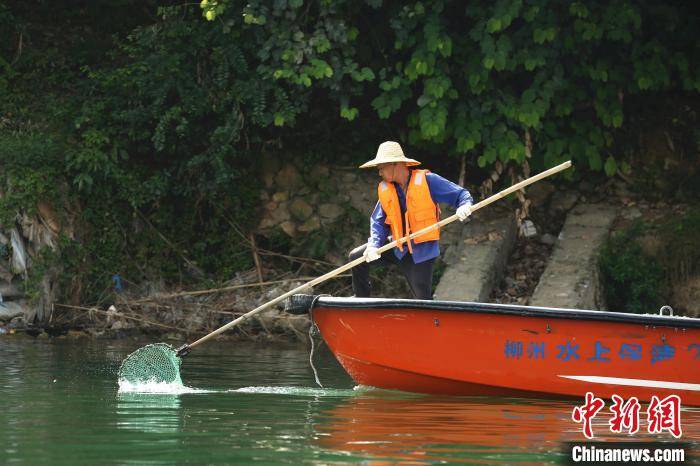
left=377, top=169, right=440, bottom=253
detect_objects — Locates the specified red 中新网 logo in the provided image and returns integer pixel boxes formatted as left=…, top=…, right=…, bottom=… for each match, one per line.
left=571, top=392, right=682, bottom=439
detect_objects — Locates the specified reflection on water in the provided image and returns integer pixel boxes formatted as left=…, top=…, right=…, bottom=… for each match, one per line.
left=315, top=394, right=575, bottom=464
left=117, top=393, right=182, bottom=434
left=315, top=392, right=700, bottom=464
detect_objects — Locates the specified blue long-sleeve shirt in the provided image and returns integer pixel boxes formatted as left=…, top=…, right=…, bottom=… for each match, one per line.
left=368, top=170, right=473, bottom=263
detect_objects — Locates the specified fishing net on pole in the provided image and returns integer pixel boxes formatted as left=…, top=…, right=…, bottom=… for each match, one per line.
left=118, top=343, right=183, bottom=385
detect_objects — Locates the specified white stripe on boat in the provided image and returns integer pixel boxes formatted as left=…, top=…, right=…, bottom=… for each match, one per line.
left=558, top=375, right=700, bottom=391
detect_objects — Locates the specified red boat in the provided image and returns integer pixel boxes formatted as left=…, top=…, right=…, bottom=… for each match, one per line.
left=289, top=296, right=700, bottom=406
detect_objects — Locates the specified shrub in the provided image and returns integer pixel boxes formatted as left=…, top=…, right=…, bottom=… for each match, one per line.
left=599, top=222, right=664, bottom=314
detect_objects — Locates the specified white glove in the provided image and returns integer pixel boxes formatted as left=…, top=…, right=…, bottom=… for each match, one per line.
left=363, top=245, right=381, bottom=263
left=456, top=204, right=472, bottom=221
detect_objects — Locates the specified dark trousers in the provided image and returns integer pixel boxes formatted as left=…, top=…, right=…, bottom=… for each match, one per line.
left=348, top=244, right=435, bottom=300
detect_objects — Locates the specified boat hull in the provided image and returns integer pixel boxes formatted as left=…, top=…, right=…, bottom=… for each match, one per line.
left=311, top=298, right=700, bottom=405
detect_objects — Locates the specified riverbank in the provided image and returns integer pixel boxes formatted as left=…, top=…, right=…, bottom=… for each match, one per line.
left=1, top=177, right=698, bottom=341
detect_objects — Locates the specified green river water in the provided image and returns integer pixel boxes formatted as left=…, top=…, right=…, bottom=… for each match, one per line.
left=2, top=336, right=698, bottom=465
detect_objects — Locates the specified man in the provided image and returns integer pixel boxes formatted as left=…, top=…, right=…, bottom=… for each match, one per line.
left=349, top=141, right=473, bottom=300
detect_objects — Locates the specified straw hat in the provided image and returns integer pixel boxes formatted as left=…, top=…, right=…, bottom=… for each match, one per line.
left=359, top=141, right=421, bottom=169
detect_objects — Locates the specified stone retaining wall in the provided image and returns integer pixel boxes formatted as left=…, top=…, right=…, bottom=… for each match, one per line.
left=257, top=156, right=375, bottom=262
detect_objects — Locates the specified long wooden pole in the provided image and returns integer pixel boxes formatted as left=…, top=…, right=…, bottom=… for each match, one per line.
left=178, top=160, right=572, bottom=355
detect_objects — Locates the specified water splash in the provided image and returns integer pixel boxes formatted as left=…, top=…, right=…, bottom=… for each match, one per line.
left=352, top=385, right=374, bottom=392
left=118, top=378, right=213, bottom=394
left=231, top=386, right=359, bottom=397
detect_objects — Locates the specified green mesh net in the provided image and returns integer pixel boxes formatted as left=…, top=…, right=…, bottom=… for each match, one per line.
left=118, top=343, right=183, bottom=385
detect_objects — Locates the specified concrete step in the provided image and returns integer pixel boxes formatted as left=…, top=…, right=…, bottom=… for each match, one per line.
left=530, top=203, right=618, bottom=310
left=434, top=209, right=517, bottom=301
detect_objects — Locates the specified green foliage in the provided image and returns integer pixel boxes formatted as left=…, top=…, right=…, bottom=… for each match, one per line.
left=2, top=1, right=698, bottom=304
left=0, top=132, right=68, bottom=226
left=600, top=208, right=700, bottom=316
left=207, top=0, right=698, bottom=175
left=1, top=2, right=267, bottom=302
left=658, top=207, right=700, bottom=282
left=599, top=222, right=664, bottom=314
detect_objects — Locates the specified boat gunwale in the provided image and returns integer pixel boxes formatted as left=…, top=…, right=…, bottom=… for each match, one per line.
left=312, top=297, right=700, bottom=329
